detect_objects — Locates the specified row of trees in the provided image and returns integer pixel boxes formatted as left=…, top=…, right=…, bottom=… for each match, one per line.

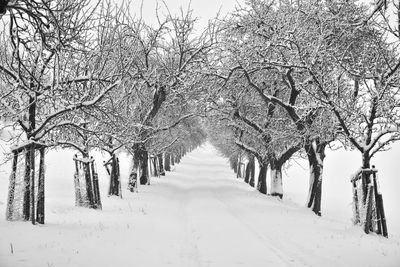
left=205, top=0, right=400, bottom=217
left=0, top=0, right=208, bottom=224
left=1, top=0, right=399, bottom=232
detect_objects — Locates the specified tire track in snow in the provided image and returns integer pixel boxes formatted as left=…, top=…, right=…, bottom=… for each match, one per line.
left=174, top=186, right=291, bottom=266
left=155, top=146, right=338, bottom=266
left=166, top=150, right=295, bottom=266
left=175, top=190, right=203, bottom=267
left=208, top=187, right=304, bottom=267
left=209, top=186, right=338, bottom=267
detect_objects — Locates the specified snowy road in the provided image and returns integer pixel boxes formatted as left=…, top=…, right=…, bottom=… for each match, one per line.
left=0, top=144, right=399, bottom=267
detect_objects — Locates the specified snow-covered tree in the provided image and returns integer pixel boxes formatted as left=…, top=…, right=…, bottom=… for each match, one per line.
left=106, top=7, right=216, bottom=188
left=0, top=0, right=124, bottom=223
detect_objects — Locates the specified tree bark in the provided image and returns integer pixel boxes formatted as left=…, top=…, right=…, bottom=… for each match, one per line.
left=23, top=149, right=31, bottom=221
left=230, top=156, right=238, bottom=174
left=28, top=95, right=36, bottom=135
left=176, top=148, right=183, bottom=163
left=116, top=158, right=121, bottom=195
left=36, top=148, right=45, bottom=223
left=270, top=159, right=283, bottom=199
left=305, top=140, right=326, bottom=216
left=250, top=157, right=255, bottom=183
left=257, top=163, right=268, bottom=194
left=109, top=154, right=120, bottom=196
left=171, top=153, right=175, bottom=166
left=244, top=163, right=250, bottom=183
left=139, top=149, right=149, bottom=185
left=29, top=144, right=35, bottom=224
left=244, top=155, right=255, bottom=184
left=128, top=152, right=140, bottom=192
left=21, top=94, right=37, bottom=220
left=249, top=160, right=255, bottom=187
left=362, top=151, right=371, bottom=169
left=152, top=157, right=158, bottom=176
left=6, top=151, right=18, bottom=220
left=361, top=151, right=371, bottom=203
left=165, top=152, right=171, bottom=171
left=158, top=153, right=165, bottom=176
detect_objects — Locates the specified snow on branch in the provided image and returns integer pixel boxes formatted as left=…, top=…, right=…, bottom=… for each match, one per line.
left=156, top=137, right=179, bottom=154
left=152, top=114, right=196, bottom=135
left=32, top=80, right=121, bottom=139
left=233, top=110, right=264, bottom=135
left=365, top=126, right=400, bottom=152
left=53, top=140, right=86, bottom=155
left=240, top=66, right=300, bottom=123
left=42, top=74, right=120, bottom=91
left=235, top=139, right=261, bottom=160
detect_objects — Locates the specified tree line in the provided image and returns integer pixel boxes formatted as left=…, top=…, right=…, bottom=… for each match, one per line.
left=0, top=0, right=399, bottom=233
left=0, top=0, right=208, bottom=224
left=204, top=0, right=399, bottom=218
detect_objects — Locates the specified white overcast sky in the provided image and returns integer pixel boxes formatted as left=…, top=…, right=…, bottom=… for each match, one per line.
left=112, top=0, right=377, bottom=30
left=113, top=0, right=244, bottom=29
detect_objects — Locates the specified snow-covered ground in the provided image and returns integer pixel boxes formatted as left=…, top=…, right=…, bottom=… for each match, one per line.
left=0, top=143, right=399, bottom=267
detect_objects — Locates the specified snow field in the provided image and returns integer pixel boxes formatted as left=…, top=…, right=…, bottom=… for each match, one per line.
left=0, top=143, right=399, bottom=266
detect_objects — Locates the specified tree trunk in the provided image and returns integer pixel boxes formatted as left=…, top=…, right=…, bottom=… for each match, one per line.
left=139, top=149, right=149, bottom=185
left=362, top=151, right=371, bottom=169
left=29, top=144, right=35, bottom=224
left=249, top=156, right=255, bottom=186
left=116, top=158, right=121, bottom=195
left=158, top=153, right=165, bottom=176
left=171, top=153, right=175, bottom=166
left=231, top=157, right=238, bottom=174
left=244, top=155, right=255, bottom=184
left=249, top=158, right=255, bottom=187
left=83, top=161, right=94, bottom=208
left=257, top=163, right=268, bottom=194
left=112, top=155, right=118, bottom=195
left=128, top=152, right=140, bottom=192
left=152, top=157, right=158, bottom=176
left=109, top=154, right=120, bottom=196
left=305, top=140, right=326, bottom=216
left=6, top=151, right=18, bottom=220
left=23, top=149, right=31, bottom=221
left=237, top=163, right=242, bottom=178
left=165, top=152, right=171, bottom=172
left=237, top=153, right=243, bottom=178
left=176, top=149, right=182, bottom=164
left=36, top=148, right=45, bottom=224
left=270, top=159, right=283, bottom=199
left=22, top=94, right=36, bottom=221
left=361, top=151, right=371, bottom=204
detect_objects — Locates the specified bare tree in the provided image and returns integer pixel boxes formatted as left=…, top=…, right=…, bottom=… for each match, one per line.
left=0, top=0, right=124, bottom=223
left=109, top=6, right=216, bottom=187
